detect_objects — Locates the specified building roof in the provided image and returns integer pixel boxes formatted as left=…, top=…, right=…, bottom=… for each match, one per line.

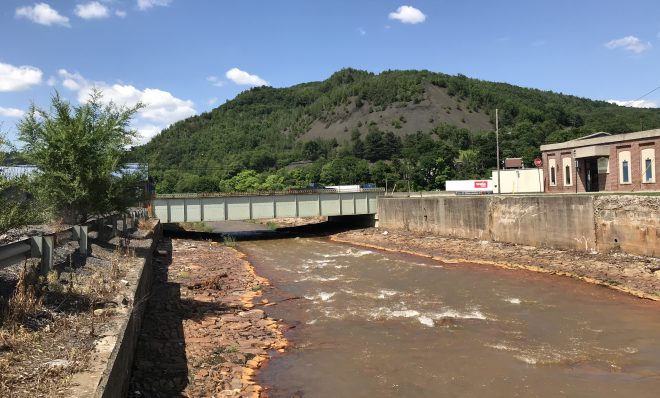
left=540, top=128, right=660, bottom=152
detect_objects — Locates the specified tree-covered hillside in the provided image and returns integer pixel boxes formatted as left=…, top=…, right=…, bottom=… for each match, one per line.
left=129, top=68, right=660, bottom=193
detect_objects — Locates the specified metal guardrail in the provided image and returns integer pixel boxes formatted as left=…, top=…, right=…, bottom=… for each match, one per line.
left=155, top=188, right=386, bottom=199
left=0, top=208, right=148, bottom=275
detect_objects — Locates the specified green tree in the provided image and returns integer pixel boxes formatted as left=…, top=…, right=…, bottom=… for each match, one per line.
left=226, top=170, right=261, bottom=192
left=260, top=174, right=286, bottom=191
left=18, top=90, right=143, bottom=223
left=0, top=130, right=46, bottom=232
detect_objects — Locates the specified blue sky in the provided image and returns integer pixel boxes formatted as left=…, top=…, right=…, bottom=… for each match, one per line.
left=2, top=0, right=660, bottom=145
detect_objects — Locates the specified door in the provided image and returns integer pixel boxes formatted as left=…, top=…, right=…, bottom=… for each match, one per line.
left=585, top=158, right=599, bottom=192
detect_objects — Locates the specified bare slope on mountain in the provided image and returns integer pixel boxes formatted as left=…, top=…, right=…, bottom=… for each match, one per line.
left=302, top=84, right=492, bottom=142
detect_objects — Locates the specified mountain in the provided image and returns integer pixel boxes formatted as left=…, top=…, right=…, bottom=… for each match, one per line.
left=129, top=68, right=660, bottom=193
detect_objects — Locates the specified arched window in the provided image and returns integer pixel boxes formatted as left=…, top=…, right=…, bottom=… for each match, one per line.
left=548, top=158, right=557, bottom=186
left=641, top=147, right=655, bottom=183
left=550, top=167, right=556, bottom=185
left=619, top=150, right=631, bottom=184
left=562, top=157, right=572, bottom=186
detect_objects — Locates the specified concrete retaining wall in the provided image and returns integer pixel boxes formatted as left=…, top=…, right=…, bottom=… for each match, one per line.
left=96, top=221, right=161, bottom=398
left=70, top=221, right=162, bottom=398
left=595, top=196, right=660, bottom=257
left=378, top=195, right=660, bottom=257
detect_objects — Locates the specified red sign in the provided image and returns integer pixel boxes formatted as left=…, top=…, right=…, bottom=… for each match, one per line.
left=474, top=181, right=488, bottom=188
left=534, top=158, right=543, bottom=167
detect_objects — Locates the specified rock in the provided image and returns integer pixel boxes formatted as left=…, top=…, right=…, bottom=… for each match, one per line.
left=382, top=231, right=389, bottom=235
left=45, top=359, right=73, bottom=369
left=120, top=279, right=130, bottom=286
left=93, top=309, right=106, bottom=316
left=238, top=309, right=265, bottom=320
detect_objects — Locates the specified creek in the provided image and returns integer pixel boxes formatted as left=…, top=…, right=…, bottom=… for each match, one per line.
left=238, top=237, right=660, bottom=397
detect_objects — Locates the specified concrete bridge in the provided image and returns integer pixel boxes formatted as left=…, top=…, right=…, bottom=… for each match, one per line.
left=152, top=189, right=382, bottom=223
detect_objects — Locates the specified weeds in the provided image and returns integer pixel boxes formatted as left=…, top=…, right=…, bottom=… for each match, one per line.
left=1, top=261, right=42, bottom=327
left=222, top=235, right=237, bottom=247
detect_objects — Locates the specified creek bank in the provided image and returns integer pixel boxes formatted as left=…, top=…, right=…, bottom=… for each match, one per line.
left=332, top=228, right=660, bottom=301
left=129, top=238, right=286, bottom=397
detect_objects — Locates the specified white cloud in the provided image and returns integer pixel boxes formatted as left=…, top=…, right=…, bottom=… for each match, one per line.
left=605, top=36, right=651, bottom=54
left=115, top=10, right=127, bottom=18
left=134, top=125, right=162, bottom=145
left=607, top=99, right=657, bottom=108
left=57, top=69, right=196, bottom=143
left=388, top=5, right=426, bottom=24
left=207, top=97, right=218, bottom=106
left=15, top=3, right=70, bottom=27
left=137, top=0, right=171, bottom=11
left=0, top=107, right=25, bottom=118
left=75, top=2, right=109, bottom=19
left=47, top=76, right=57, bottom=86
left=225, top=68, right=268, bottom=86
left=357, top=27, right=366, bottom=36
left=0, top=62, right=43, bottom=92
left=206, top=75, right=225, bottom=87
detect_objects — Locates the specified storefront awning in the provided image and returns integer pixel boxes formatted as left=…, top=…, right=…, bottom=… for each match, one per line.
left=574, top=145, right=610, bottom=159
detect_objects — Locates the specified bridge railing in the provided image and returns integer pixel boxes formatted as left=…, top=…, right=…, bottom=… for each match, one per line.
left=0, top=208, right=149, bottom=276
left=154, top=187, right=385, bottom=199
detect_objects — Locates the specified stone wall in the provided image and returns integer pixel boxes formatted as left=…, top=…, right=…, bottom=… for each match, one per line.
left=378, top=195, right=660, bottom=257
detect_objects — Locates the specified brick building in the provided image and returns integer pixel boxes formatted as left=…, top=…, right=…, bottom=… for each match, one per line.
left=540, top=129, right=660, bottom=193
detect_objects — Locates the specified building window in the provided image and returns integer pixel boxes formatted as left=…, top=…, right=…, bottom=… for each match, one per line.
left=597, top=157, right=609, bottom=174
left=548, top=158, right=557, bottom=186
left=551, top=167, right=556, bottom=185
left=618, top=150, right=631, bottom=184
left=641, top=147, right=655, bottom=183
left=562, top=157, right=572, bottom=186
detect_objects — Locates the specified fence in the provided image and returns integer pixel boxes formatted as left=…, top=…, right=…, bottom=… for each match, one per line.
left=0, top=208, right=149, bottom=276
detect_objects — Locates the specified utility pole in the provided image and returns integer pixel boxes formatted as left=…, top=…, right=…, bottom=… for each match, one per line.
left=496, top=108, right=501, bottom=194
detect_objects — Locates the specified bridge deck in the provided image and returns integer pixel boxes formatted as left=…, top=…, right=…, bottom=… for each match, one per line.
left=152, top=190, right=381, bottom=223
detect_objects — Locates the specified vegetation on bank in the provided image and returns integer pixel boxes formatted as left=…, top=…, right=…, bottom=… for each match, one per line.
left=1, top=91, right=146, bottom=233
left=128, top=68, right=660, bottom=193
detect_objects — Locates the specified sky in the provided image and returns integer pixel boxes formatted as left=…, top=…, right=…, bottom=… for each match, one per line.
left=2, top=0, right=660, bottom=145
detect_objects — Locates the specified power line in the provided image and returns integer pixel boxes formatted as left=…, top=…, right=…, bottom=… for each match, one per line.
left=634, top=85, right=660, bottom=101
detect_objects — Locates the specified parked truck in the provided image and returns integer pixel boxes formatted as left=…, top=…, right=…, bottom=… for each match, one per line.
left=445, top=179, right=493, bottom=195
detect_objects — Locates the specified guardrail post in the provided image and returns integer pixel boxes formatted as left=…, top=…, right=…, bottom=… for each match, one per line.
left=111, top=216, right=118, bottom=237
left=40, top=235, right=54, bottom=276
left=97, top=217, right=104, bottom=238
left=72, top=225, right=89, bottom=256
left=30, top=236, right=43, bottom=258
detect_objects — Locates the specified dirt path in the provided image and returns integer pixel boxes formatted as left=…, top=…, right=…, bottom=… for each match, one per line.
left=332, top=228, right=660, bottom=301
left=129, top=238, right=286, bottom=397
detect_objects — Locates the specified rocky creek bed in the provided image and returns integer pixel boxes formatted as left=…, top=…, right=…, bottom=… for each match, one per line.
left=332, top=227, right=660, bottom=301
left=128, top=238, right=286, bottom=397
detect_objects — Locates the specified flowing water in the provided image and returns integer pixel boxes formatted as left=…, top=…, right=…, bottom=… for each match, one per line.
left=239, top=237, right=660, bottom=397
